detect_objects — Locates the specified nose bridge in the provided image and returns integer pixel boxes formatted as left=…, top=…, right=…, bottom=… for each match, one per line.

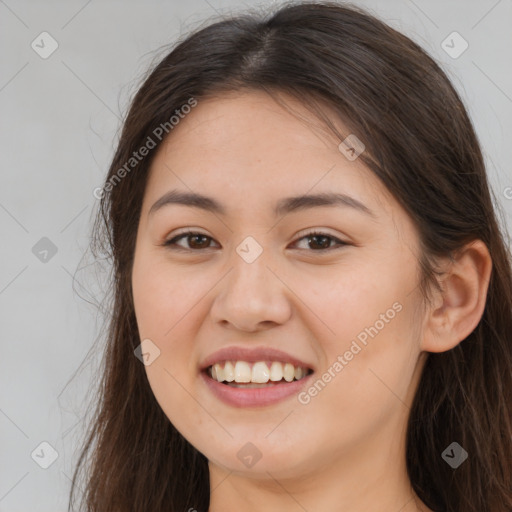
left=210, top=234, right=291, bottom=330
left=229, top=234, right=274, bottom=296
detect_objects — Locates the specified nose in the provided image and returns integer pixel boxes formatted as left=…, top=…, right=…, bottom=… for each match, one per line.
left=209, top=244, right=292, bottom=332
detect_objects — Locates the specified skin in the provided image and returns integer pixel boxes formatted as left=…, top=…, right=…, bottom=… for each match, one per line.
left=131, top=90, right=492, bottom=512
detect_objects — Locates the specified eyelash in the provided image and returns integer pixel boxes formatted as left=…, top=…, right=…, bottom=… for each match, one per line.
left=163, top=230, right=348, bottom=253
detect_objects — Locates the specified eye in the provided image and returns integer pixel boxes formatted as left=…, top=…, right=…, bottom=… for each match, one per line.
left=163, top=231, right=218, bottom=251
left=292, top=230, right=348, bottom=251
left=163, top=230, right=348, bottom=252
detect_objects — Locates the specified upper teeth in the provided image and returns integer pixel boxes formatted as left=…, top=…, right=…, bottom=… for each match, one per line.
left=209, top=361, right=309, bottom=383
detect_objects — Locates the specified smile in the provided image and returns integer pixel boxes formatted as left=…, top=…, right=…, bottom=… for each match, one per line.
left=208, top=360, right=312, bottom=385
left=201, top=360, right=314, bottom=407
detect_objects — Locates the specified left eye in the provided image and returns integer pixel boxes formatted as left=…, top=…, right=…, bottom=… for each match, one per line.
left=163, top=230, right=348, bottom=252
left=164, top=232, right=218, bottom=250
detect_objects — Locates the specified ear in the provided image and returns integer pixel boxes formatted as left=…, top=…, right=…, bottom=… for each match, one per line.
left=420, top=240, right=492, bottom=353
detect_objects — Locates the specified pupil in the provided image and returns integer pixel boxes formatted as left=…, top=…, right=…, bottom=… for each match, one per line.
left=310, top=235, right=330, bottom=249
left=191, top=235, right=208, bottom=248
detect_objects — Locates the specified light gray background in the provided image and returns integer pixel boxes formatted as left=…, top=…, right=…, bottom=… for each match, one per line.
left=1, top=0, right=511, bottom=510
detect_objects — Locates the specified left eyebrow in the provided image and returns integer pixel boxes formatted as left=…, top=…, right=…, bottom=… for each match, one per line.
left=274, top=192, right=376, bottom=218
left=148, top=189, right=377, bottom=219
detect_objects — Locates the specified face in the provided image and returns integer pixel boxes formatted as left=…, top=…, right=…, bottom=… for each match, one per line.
left=131, top=90, right=429, bottom=481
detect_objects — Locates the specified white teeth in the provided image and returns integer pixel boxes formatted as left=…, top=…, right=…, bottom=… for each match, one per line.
left=223, top=361, right=235, bottom=382
left=208, top=361, right=310, bottom=384
left=234, top=361, right=251, bottom=382
left=283, top=363, right=295, bottom=382
left=252, top=362, right=270, bottom=383
left=269, top=361, right=283, bottom=381
left=213, top=363, right=224, bottom=382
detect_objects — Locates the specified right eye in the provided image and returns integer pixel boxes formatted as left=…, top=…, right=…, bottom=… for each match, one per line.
left=163, top=231, right=218, bottom=251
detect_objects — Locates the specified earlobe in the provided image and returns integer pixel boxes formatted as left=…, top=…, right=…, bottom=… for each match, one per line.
left=420, top=240, right=492, bottom=353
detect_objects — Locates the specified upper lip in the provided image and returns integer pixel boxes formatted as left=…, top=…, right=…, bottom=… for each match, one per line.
left=199, top=346, right=315, bottom=372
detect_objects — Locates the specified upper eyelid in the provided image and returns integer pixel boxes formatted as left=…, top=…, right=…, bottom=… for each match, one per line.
left=167, top=226, right=346, bottom=239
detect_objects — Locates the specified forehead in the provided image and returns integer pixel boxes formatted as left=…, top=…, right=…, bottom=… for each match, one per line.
left=143, top=90, right=394, bottom=219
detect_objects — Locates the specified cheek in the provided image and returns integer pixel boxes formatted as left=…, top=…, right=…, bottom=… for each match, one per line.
left=298, top=304, right=419, bottom=447
left=300, top=262, right=410, bottom=353
left=302, top=255, right=421, bottom=407
left=131, top=252, right=206, bottom=415
left=132, top=250, right=211, bottom=342
left=293, top=240, right=417, bottom=337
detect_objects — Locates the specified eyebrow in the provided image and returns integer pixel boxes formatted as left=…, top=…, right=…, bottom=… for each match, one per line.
left=148, top=189, right=376, bottom=218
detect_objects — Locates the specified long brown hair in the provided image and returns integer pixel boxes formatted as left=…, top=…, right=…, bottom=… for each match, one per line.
left=68, top=2, right=512, bottom=511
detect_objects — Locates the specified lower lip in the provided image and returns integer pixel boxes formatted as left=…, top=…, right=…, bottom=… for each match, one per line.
left=200, top=370, right=314, bottom=408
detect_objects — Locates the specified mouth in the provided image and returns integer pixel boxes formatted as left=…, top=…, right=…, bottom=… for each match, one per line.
left=200, top=360, right=315, bottom=407
left=205, top=360, right=314, bottom=387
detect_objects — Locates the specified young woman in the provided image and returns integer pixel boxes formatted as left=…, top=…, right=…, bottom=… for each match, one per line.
left=69, top=2, right=512, bottom=511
